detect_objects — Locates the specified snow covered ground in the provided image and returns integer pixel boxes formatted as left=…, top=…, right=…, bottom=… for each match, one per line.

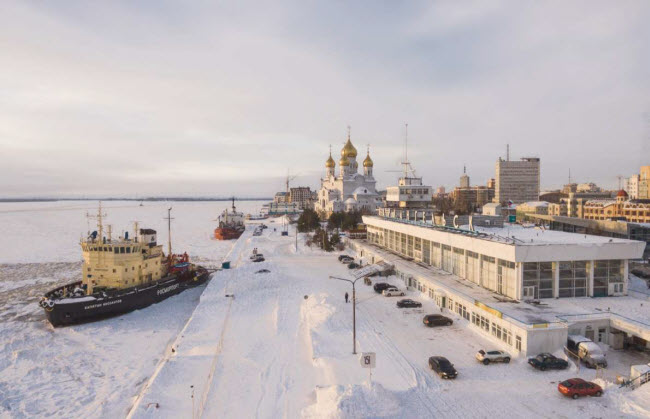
left=130, top=218, right=650, bottom=419
left=2, top=202, right=650, bottom=418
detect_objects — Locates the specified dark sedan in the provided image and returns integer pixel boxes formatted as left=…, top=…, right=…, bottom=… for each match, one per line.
left=527, top=353, right=569, bottom=371
left=429, top=356, right=458, bottom=379
left=373, top=282, right=391, bottom=293
left=422, top=314, right=453, bottom=327
left=396, top=299, right=422, bottom=308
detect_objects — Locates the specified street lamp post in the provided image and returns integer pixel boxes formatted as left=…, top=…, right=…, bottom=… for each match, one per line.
left=330, top=275, right=360, bottom=354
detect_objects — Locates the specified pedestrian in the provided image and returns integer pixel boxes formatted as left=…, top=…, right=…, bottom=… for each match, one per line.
left=345, top=292, right=349, bottom=304
left=440, top=305, right=443, bottom=313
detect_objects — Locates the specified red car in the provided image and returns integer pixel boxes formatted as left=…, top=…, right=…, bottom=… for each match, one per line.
left=558, top=378, right=603, bottom=399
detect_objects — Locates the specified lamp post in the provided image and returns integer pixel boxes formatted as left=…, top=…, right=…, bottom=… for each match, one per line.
left=330, top=275, right=360, bottom=354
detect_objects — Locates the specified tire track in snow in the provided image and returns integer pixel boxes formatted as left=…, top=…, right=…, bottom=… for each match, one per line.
left=356, top=301, right=464, bottom=418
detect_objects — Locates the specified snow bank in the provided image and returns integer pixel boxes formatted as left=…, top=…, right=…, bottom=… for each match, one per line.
left=303, top=383, right=402, bottom=419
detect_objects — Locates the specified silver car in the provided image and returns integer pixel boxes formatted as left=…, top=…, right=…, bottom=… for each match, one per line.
left=476, top=350, right=511, bottom=365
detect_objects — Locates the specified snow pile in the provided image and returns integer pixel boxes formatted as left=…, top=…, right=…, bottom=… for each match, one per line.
left=303, top=383, right=401, bottom=419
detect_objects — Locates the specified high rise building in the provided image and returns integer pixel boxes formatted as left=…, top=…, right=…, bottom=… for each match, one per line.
left=289, top=187, right=313, bottom=209
left=624, top=175, right=639, bottom=199
left=494, top=156, right=540, bottom=204
left=639, top=166, right=650, bottom=199
left=459, top=166, right=470, bottom=188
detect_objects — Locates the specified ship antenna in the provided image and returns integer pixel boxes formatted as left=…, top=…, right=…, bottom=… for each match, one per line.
left=164, top=208, right=174, bottom=259
left=87, top=202, right=106, bottom=242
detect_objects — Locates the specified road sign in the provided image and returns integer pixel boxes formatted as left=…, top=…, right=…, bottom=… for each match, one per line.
left=359, top=352, right=376, bottom=368
left=508, top=215, right=516, bottom=223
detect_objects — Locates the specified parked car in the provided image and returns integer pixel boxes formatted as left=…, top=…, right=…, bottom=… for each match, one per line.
left=422, top=314, right=453, bottom=327
left=396, top=299, right=422, bottom=308
left=252, top=256, right=265, bottom=262
left=339, top=256, right=354, bottom=264
left=250, top=253, right=264, bottom=260
left=566, top=335, right=607, bottom=369
left=338, top=255, right=352, bottom=261
left=558, top=378, right=603, bottom=399
left=428, top=356, right=458, bottom=379
left=373, top=283, right=391, bottom=293
left=382, top=286, right=405, bottom=297
left=348, top=262, right=360, bottom=269
left=255, top=269, right=270, bottom=274
left=527, top=353, right=568, bottom=371
left=475, top=350, right=511, bottom=365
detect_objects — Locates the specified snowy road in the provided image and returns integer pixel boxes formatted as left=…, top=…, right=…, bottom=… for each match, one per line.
left=132, top=220, right=650, bottom=419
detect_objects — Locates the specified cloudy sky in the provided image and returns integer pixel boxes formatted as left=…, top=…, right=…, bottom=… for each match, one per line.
left=1, top=1, right=649, bottom=198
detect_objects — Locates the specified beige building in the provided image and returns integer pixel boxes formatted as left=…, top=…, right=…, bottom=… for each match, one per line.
left=583, top=190, right=650, bottom=223
left=494, top=157, right=540, bottom=204
left=517, top=201, right=549, bottom=219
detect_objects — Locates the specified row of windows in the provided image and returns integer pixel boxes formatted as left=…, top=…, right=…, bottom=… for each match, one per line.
left=369, top=226, right=517, bottom=298
left=87, top=260, right=157, bottom=272
left=87, top=245, right=142, bottom=254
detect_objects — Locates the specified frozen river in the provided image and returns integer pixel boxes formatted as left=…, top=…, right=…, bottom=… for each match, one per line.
left=0, top=200, right=263, bottom=418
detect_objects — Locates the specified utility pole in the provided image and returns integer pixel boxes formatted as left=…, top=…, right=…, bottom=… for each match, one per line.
left=330, top=276, right=361, bottom=354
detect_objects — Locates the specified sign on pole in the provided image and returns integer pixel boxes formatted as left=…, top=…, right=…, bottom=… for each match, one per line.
left=360, top=352, right=376, bottom=368
left=360, top=352, right=376, bottom=384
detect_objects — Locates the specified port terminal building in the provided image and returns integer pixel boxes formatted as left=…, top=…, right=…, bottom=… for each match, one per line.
left=351, top=215, right=649, bottom=356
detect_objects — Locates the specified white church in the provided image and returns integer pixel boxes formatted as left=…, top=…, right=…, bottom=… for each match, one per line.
left=315, top=132, right=381, bottom=217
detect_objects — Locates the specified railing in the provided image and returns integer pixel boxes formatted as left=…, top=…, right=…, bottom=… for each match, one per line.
left=556, top=312, right=650, bottom=330
left=373, top=216, right=520, bottom=245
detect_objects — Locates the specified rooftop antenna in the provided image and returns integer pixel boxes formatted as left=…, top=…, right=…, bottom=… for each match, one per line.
left=506, top=144, right=510, bottom=161
left=616, top=175, right=624, bottom=190
left=401, top=123, right=416, bottom=178
left=463, top=164, right=466, bottom=174
left=568, top=168, right=572, bottom=185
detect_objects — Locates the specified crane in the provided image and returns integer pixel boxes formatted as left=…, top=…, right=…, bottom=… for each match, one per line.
left=285, top=170, right=299, bottom=195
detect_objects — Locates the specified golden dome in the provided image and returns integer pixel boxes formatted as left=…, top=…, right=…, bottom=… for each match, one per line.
left=363, top=152, right=373, bottom=167
left=325, top=154, right=335, bottom=168
left=339, top=155, right=350, bottom=166
left=341, top=138, right=357, bottom=158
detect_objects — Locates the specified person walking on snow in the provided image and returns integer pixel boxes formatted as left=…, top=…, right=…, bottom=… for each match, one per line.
left=345, top=292, right=349, bottom=303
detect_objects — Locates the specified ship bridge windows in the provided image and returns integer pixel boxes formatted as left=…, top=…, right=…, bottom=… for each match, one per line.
left=114, top=247, right=119, bottom=254
left=126, top=247, right=131, bottom=254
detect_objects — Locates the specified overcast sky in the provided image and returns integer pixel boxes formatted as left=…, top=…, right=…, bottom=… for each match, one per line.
left=1, top=1, right=649, bottom=198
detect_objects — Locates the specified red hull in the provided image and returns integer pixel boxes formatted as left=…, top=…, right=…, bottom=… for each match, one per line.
left=214, top=227, right=243, bottom=240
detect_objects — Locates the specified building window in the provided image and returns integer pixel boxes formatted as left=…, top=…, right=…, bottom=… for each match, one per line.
left=594, top=260, right=623, bottom=297
left=523, top=262, right=555, bottom=299
left=480, top=255, right=496, bottom=291
left=515, top=335, right=522, bottom=351
left=559, top=261, right=588, bottom=298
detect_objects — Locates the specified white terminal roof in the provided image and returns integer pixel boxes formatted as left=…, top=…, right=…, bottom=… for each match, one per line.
left=363, top=216, right=646, bottom=262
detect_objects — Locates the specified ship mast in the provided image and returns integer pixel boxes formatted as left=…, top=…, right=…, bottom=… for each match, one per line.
left=164, top=208, right=174, bottom=258
left=86, top=202, right=107, bottom=242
